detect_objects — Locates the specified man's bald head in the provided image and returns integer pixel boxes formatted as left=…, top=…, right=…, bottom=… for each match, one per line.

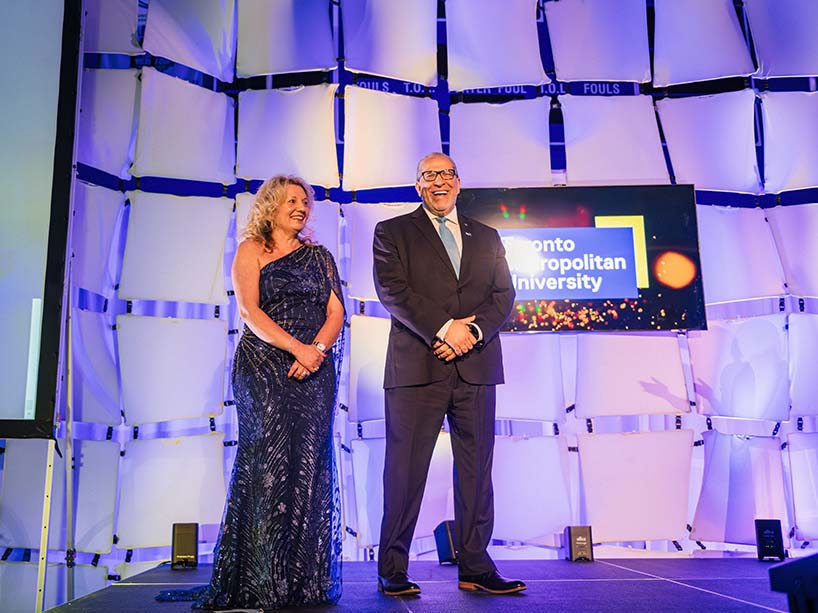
left=416, top=152, right=458, bottom=180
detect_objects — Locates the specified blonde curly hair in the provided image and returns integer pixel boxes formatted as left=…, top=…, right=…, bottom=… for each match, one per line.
left=241, top=175, right=315, bottom=251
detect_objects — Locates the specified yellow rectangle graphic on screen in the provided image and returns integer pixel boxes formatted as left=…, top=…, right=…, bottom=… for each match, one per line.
left=594, top=215, right=648, bottom=288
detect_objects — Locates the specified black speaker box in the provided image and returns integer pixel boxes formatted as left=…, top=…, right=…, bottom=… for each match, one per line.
left=564, top=526, right=593, bottom=562
left=434, top=520, right=458, bottom=565
left=171, top=522, right=198, bottom=569
left=769, top=552, right=818, bottom=612
left=755, top=519, right=786, bottom=561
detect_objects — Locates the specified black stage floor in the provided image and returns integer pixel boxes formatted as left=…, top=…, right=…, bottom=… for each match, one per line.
left=48, top=558, right=789, bottom=612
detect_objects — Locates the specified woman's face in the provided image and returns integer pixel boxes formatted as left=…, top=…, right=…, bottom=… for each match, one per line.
left=273, top=183, right=310, bottom=237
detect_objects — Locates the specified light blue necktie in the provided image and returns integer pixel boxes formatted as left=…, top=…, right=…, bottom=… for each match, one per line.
left=435, top=216, right=460, bottom=278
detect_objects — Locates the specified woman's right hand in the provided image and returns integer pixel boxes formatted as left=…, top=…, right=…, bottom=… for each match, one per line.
left=291, top=340, right=325, bottom=372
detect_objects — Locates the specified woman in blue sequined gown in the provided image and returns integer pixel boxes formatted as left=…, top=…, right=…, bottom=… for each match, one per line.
left=195, top=175, right=344, bottom=610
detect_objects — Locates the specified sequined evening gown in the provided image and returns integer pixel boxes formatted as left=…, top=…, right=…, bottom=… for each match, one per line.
left=195, top=244, right=343, bottom=610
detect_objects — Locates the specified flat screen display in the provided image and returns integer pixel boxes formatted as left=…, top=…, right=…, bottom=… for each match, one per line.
left=0, top=1, right=79, bottom=436
left=457, top=185, right=706, bottom=332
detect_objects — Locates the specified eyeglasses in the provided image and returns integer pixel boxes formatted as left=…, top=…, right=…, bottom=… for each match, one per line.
left=418, top=168, right=458, bottom=182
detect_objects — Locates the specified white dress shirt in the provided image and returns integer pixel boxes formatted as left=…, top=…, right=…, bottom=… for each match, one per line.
left=423, top=205, right=483, bottom=344
left=423, top=204, right=463, bottom=254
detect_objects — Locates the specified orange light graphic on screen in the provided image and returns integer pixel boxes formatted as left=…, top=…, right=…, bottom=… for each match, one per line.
left=654, top=251, right=697, bottom=289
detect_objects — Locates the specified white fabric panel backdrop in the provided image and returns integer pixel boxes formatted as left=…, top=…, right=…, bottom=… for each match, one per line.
left=492, top=436, right=573, bottom=546
left=58, top=440, right=120, bottom=554
left=687, top=314, right=789, bottom=421
left=496, top=333, right=565, bottom=422
left=787, top=432, right=818, bottom=540
left=236, top=0, right=336, bottom=77
left=0, top=439, right=66, bottom=550
left=71, top=182, right=124, bottom=296
left=83, top=0, right=141, bottom=55
left=575, top=333, right=688, bottom=418
left=234, top=192, right=254, bottom=239
left=560, top=335, right=578, bottom=410
left=343, top=0, right=438, bottom=86
left=544, top=0, right=651, bottom=83
left=787, top=314, right=818, bottom=416
left=656, top=90, right=761, bottom=194
left=449, top=99, right=552, bottom=188
left=0, top=563, right=108, bottom=613
left=142, top=0, right=236, bottom=82
left=695, top=205, right=786, bottom=304
left=348, top=438, right=383, bottom=549
left=342, top=202, right=419, bottom=300
left=348, top=314, right=389, bottom=424
left=76, top=68, right=138, bottom=180
left=690, top=431, right=788, bottom=545
left=342, top=87, right=441, bottom=190
left=767, top=204, right=818, bottom=298
left=43, top=0, right=818, bottom=587
left=115, top=433, right=227, bottom=549
left=350, top=434, right=453, bottom=548
left=306, top=200, right=341, bottom=265
left=0, top=439, right=119, bottom=553
left=761, top=91, right=818, bottom=193
left=130, top=67, right=235, bottom=183
left=117, top=315, right=227, bottom=425
left=72, top=309, right=120, bottom=426
left=236, top=84, right=339, bottom=187
left=560, top=95, right=669, bottom=186
left=744, top=0, right=818, bottom=78
left=119, top=191, right=232, bottom=304
left=445, top=0, right=548, bottom=91
left=578, top=430, right=693, bottom=542
left=652, top=0, right=754, bottom=87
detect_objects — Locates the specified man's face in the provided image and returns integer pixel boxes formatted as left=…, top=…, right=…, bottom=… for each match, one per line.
left=416, top=154, right=460, bottom=217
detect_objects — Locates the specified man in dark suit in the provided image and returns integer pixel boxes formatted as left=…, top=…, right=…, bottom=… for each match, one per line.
left=373, top=152, right=524, bottom=596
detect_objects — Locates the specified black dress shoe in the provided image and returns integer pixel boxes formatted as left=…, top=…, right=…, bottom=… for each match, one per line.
left=458, top=570, right=526, bottom=594
left=378, top=572, right=421, bottom=596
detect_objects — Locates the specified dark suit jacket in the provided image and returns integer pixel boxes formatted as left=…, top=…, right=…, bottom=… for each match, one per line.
left=373, top=205, right=515, bottom=389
